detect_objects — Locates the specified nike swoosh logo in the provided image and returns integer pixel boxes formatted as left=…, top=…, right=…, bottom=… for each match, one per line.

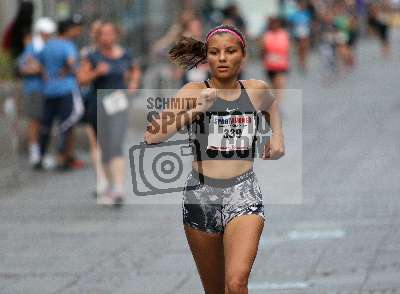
left=226, top=108, right=238, bottom=112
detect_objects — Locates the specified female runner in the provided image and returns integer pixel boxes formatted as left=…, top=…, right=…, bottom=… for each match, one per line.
left=144, top=24, right=284, bottom=294
left=78, top=22, right=141, bottom=204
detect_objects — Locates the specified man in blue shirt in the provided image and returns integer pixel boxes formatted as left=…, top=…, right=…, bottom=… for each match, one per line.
left=37, top=16, right=84, bottom=170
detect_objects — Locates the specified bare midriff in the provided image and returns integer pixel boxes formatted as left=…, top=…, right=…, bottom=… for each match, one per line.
left=192, top=160, right=253, bottom=179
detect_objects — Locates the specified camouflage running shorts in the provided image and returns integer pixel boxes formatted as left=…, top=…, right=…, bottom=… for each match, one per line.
left=182, top=168, right=265, bottom=234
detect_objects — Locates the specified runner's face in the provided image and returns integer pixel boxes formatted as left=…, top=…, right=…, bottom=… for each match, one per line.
left=207, top=33, right=244, bottom=80
left=99, top=24, right=117, bottom=48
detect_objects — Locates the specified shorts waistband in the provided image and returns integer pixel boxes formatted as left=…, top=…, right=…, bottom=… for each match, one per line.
left=190, top=168, right=255, bottom=188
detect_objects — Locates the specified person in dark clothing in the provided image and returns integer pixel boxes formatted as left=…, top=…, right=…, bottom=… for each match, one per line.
left=78, top=22, right=141, bottom=204
left=2, top=0, right=34, bottom=60
left=37, top=16, right=84, bottom=170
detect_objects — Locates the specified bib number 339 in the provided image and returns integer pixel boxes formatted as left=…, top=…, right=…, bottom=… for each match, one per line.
left=208, top=114, right=255, bottom=151
left=223, top=128, right=242, bottom=139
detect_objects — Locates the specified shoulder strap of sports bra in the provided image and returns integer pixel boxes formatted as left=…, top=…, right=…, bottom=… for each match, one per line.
left=204, top=80, right=211, bottom=88
left=238, top=80, right=257, bottom=112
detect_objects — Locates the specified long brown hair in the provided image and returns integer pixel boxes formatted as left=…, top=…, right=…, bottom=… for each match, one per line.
left=168, top=24, right=246, bottom=70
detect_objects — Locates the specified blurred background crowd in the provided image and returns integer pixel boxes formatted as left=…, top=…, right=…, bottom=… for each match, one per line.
left=0, top=0, right=399, bottom=202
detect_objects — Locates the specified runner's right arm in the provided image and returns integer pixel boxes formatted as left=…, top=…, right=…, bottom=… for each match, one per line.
left=144, top=82, right=216, bottom=144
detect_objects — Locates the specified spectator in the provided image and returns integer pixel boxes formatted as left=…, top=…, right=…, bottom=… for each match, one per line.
left=2, top=0, right=34, bottom=62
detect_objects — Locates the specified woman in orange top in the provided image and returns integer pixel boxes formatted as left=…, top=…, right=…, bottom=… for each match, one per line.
left=261, top=17, right=290, bottom=104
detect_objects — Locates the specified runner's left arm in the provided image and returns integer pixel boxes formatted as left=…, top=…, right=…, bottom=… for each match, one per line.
left=258, top=81, right=285, bottom=160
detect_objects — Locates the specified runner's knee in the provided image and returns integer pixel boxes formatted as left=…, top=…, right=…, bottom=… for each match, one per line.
left=225, top=273, right=248, bottom=294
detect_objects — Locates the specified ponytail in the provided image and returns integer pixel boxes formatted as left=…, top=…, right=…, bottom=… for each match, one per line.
left=168, top=36, right=207, bottom=70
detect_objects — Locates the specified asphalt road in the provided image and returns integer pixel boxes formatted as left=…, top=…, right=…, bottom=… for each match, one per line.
left=1, top=29, right=399, bottom=294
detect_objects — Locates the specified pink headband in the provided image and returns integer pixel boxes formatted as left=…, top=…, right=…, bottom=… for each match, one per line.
left=206, top=28, right=245, bottom=48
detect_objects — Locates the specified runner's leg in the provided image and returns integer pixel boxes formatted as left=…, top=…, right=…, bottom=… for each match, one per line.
left=223, top=215, right=264, bottom=294
left=184, top=225, right=225, bottom=294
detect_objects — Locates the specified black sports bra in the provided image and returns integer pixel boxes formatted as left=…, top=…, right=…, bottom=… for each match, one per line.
left=189, top=80, right=259, bottom=161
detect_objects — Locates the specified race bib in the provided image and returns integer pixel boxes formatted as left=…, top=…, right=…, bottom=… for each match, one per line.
left=102, top=90, right=128, bottom=115
left=207, top=114, right=256, bottom=151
